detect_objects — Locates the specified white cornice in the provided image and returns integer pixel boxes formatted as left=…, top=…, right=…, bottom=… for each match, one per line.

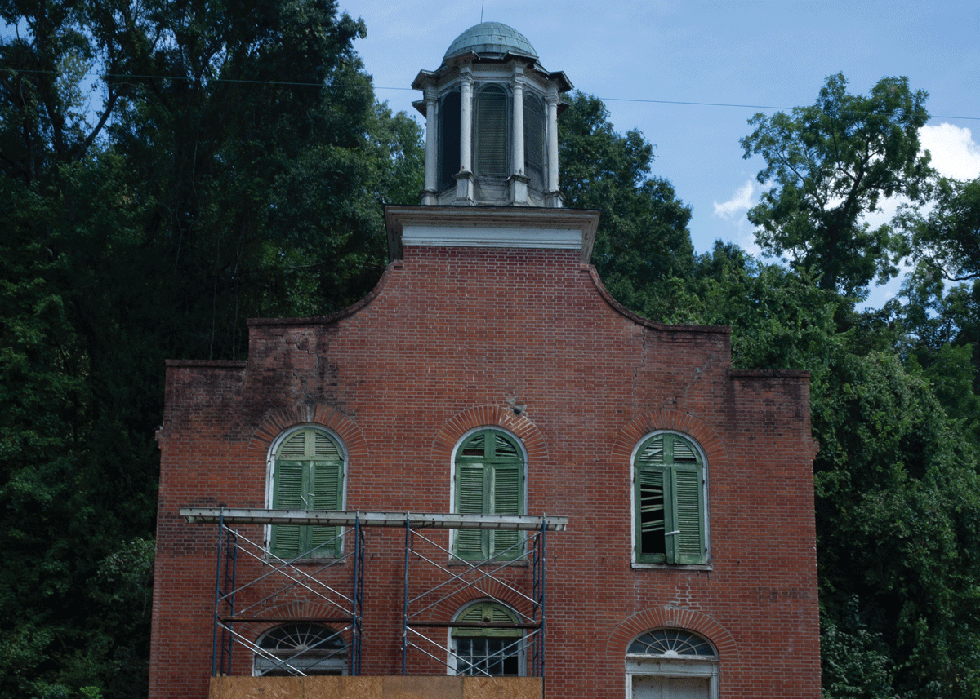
left=385, top=206, right=599, bottom=263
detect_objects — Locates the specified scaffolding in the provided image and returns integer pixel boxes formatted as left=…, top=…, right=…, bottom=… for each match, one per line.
left=181, top=509, right=567, bottom=679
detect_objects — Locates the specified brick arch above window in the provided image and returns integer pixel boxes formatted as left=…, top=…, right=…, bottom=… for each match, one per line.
left=415, top=581, right=534, bottom=626
left=606, top=606, right=738, bottom=662
left=613, top=410, right=727, bottom=467
left=248, top=405, right=368, bottom=465
left=431, top=405, right=548, bottom=465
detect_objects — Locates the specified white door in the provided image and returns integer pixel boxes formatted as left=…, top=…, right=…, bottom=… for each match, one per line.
left=633, top=675, right=710, bottom=699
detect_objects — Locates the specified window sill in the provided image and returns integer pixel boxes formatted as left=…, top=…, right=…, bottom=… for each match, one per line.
left=631, top=562, right=712, bottom=572
left=263, top=555, right=345, bottom=566
left=448, top=557, right=529, bottom=568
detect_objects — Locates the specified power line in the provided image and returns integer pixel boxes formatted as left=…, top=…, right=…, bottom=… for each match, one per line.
left=2, top=66, right=978, bottom=121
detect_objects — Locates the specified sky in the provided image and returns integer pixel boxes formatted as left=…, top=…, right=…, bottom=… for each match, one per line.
left=338, top=0, right=980, bottom=306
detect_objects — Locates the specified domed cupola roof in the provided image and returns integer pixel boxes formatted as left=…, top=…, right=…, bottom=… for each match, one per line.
left=443, top=22, right=538, bottom=62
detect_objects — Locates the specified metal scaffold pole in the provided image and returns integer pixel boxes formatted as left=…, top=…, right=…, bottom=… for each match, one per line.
left=402, top=515, right=411, bottom=676
left=351, top=514, right=363, bottom=675
left=211, top=511, right=223, bottom=677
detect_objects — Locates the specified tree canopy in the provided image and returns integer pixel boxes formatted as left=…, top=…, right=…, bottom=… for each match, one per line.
left=559, top=92, right=694, bottom=319
left=0, top=1, right=421, bottom=696
left=741, top=73, right=933, bottom=296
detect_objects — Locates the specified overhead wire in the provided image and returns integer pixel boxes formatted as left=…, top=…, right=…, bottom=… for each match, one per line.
left=0, top=65, right=978, bottom=122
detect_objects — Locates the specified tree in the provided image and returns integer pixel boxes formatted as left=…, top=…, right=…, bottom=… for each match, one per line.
left=813, top=351, right=980, bottom=698
left=559, top=92, right=694, bottom=319
left=901, top=176, right=980, bottom=282
left=0, top=1, right=423, bottom=696
left=741, top=73, right=933, bottom=296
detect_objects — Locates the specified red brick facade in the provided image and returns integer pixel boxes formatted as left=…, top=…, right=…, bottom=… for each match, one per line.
left=150, top=206, right=821, bottom=698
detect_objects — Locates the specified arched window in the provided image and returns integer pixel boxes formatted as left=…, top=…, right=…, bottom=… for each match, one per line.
left=626, top=629, right=718, bottom=699
left=523, top=92, right=545, bottom=191
left=474, top=84, right=508, bottom=177
left=633, top=432, right=707, bottom=565
left=453, top=429, right=525, bottom=560
left=439, top=88, right=461, bottom=190
left=268, top=426, right=345, bottom=559
left=451, top=601, right=523, bottom=676
left=254, top=623, right=347, bottom=676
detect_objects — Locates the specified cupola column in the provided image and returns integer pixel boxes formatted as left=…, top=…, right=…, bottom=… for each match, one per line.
left=456, top=69, right=475, bottom=204
left=422, top=87, right=438, bottom=205
left=545, top=89, right=561, bottom=207
left=510, top=68, right=529, bottom=205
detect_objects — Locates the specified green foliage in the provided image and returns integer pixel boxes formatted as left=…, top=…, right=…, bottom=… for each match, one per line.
left=899, top=177, right=980, bottom=282
left=0, top=1, right=423, bottom=697
left=671, top=241, right=980, bottom=697
left=741, top=73, right=933, bottom=296
left=813, top=351, right=980, bottom=698
left=822, top=603, right=897, bottom=699
left=679, top=242, right=844, bottom=373
left=559, top=92, right=694, bottom=319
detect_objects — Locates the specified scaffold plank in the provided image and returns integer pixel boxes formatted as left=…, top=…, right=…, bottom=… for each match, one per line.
left=180, top=509, right=568, bottom=531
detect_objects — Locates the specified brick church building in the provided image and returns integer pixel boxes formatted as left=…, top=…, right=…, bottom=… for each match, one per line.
left=150, top=22, right=821, bottom=699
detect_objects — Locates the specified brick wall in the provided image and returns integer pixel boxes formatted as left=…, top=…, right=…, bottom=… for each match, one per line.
left=151, top=210, right=820, bottom=698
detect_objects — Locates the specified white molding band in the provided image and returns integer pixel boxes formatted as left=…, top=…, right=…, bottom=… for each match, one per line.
left=402, top=224, right=582, bottom=250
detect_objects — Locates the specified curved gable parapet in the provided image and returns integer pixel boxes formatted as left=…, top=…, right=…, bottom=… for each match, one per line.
left=579, top=265, right=731, bottom=336
left=247, top=260, right=400, bottom=329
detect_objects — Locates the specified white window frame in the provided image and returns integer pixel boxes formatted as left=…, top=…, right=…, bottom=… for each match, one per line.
left=264, top=424, right=348, bottom=557
left=630, top=430, right=711, bottom=568
left=625, top=629, right=719, bottom=699
left=447, top=600, right=526, bottom=677
left=448, top=427, right=528, bottom=559
left=253, top=623, right=348, bottom=676
left=626, top=657, right=719, bottom=699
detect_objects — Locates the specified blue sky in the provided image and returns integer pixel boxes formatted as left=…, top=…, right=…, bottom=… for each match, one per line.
left=340, top=0, right=980, bottom=306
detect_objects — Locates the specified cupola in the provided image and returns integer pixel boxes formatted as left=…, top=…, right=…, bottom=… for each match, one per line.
left=412, top=22, right=573, bottom=207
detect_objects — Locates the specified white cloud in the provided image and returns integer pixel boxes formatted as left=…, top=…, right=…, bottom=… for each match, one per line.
left=920, top=123, right=980, bottom=181
left=713, top=180, right=755, bottom=220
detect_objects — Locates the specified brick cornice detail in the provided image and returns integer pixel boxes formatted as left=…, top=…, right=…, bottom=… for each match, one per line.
left=612, top=410, right=727, bottom=465
left=432, top=406, right=548, bottom=463
left=248, top=405, right=368, bottom=462
left=606, top=606, right=738, bottom=660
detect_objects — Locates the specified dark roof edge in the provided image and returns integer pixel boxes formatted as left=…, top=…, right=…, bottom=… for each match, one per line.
left=165, top=360, right=247, bottom=368
left=729, top=369, right=811, bottom=379
left=581, top=265, right=732, bottom=335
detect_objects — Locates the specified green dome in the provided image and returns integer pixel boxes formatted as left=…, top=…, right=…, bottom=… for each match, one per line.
left=443, top=22, right=538, bottom=61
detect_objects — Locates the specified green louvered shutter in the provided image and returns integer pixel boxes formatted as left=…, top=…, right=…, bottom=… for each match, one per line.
left=666, top=434, right=705, bottom=564
left=491, top=463, right=522, bottom=559
left=453, top=602, right=520, bottom=638
left=308, top=460, right=342, bottom=556
left=456, top=460, right=487, bottom=560
left=523, top=94, right=545, bottom=190
left=271, top=460, right=305, bottom=558
left=271, top=428, right=345, bottom=559
left=671, top=468, right=705, bottom=564
left=476, top=86, right=508, bottom=176
left=455, top=431, right=524, bottom=561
